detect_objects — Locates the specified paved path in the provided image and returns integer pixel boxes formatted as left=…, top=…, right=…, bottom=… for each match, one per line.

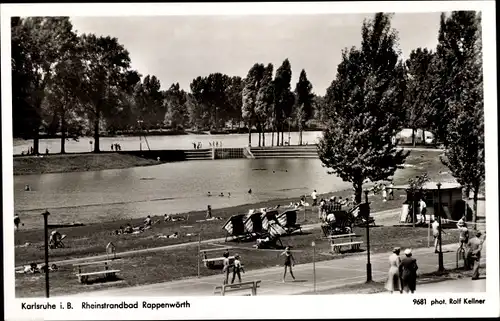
left=373, top=277, right=486, bottom=294
left=68, top=243, right=486, bottom=297
left=15, top=208, right=401, bottom=271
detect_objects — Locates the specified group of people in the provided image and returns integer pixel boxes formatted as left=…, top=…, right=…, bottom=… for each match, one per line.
left=455, top=217, right=485, bottom=280
left=318, top=196, right=350, bottom=222
left=385, top=248, right=419, bottom=293
left=381, top=182, right=395, bottom=202
left=21, top=147, right=50, bottom=155
left=221, top=247, right=296, bottom=285
left=208, top=141, right=223, bottom=148
left=110, top=143, right=122, bottom=151
left=192, top=142, right=203, bottom=149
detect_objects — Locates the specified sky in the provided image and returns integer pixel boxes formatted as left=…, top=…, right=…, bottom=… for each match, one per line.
left=70, top=13, right=442, bottom=95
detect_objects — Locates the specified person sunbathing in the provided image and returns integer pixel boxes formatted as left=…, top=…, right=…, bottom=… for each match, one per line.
left=124, top=224, right=133, bottom=234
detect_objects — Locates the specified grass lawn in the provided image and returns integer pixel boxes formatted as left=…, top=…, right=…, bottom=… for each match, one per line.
left=15, top=225, right=460, bottom=297
left=13, top=153, right=164, bottom=175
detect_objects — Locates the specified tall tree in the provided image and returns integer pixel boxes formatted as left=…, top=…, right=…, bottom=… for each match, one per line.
left=242, top=63, right=265, bottom=146
left=11, top=17, right=38, bottom=142
left=403, top=48, right=435, bottom=146
left=164, top=83, right=188, bottom=130
left=255, top=63, right=274, bottom=146
left=42, top=36, right=86, bottom=153
left=317, top=13, right=409, bottom=204
left=225, top=76, right=244, bottom=129
left=78, top=34, right=131, bottom=152
left=134, top=75, right=164, bottom=130
left=12, top=17, right=77, bottom=154
left=274, top=59, right=294, bottom=146
left=437, top=11, right=484, bottom=226
left=294, top=69, right=314, bottom=145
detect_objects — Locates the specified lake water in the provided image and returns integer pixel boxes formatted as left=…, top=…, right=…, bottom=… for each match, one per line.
left=13, top=131, right=324, bottom=155
left=14, top=158, right=356, bottom=229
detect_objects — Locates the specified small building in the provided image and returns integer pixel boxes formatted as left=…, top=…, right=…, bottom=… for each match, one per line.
left=392, top=181, right=471, bottom=222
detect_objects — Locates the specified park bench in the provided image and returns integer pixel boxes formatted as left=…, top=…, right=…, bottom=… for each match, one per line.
left=201, top=248, right=235, bottom=269
left=214, top=280, right=261, bottom=296
left=74, top=259, right=121, bottom=284
left=325, top=233, right=363, bottom=254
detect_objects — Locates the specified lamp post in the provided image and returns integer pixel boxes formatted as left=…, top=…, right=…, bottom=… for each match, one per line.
left=41, top=210, right=50, bottom=298
left=437, top=182, right=444, bottom=272
left=364, top=190, right=372, bottom=282
left=312, top=241, right=316, bottom=293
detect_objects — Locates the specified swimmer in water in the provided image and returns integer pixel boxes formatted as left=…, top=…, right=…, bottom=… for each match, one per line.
left=207, top=192, right=212, bottom=197
left=248, top=189, right=252, bottom=194
left=24, top=184, right=31, bottom=191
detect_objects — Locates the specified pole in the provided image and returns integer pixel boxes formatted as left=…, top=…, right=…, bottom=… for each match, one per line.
left=197, top=232, right=201, bottom=278
left=437, top=183, right=444, bottom=272
left=427, top=217, right=431, bottom=247
left=364, top=190, right=372, bottom=282
left=312, top=241, right=316, bottom=293
left=42, top=210, right=50, bottom=298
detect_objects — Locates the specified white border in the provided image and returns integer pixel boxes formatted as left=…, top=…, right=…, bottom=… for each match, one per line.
left=2, top=1, right=498, bottom=320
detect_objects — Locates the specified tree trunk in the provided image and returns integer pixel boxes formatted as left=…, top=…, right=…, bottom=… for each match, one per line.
left=248, top=122, right=252, bottom=147
left=33, top=133, right=40, bottom=155
left=421, top=129, right=426, bottom=145
left=299, top=122, right=303, bottom=146
left=93, top=109, right=100, bottom=153
left=354, top=180, right=363, bottom=205
left=271, top=130, right=274, bottom=147
left=472, top=184, right=479, bottom=230
left=60, top=114, right=66, bottom=154
left=281, top=124, right=284, bottom=146
left=412, top=128, right=416, bottom=147
left=262, top=124, right=266, bottom=147
left=276, top=124, right=280, bottom=146
left=258, top=123, right=261, bottom=147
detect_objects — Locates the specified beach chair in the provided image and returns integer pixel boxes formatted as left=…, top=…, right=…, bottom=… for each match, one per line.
left=255, top=222, right=284, bottom=249
left=244, top=211, right=266, bottom=239
left=277, top=209, right=302, bottom=235
left=222, top=214, right=247, bottom=242
left=260, top=210, right=281, bottom=232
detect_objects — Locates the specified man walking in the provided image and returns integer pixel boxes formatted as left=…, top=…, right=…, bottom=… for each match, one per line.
left=467, top=231, right=485, bottom=280
left=311, top=190, right=318, bottom=207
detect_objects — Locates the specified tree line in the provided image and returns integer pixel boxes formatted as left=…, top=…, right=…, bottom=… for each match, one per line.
left=11, top=17, right=316, bottom=154
left=317, top=12, right=484, bottom=225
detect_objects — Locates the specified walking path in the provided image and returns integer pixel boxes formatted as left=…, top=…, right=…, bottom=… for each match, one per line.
left=68, top=243, right=486, bottom=297
left=373, top=277, right=486, bottom=294
left=14, top=208, right=401, bottom=271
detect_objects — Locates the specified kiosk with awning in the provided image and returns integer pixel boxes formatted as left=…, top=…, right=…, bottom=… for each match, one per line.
left=392, top=181, right=471, bottom=223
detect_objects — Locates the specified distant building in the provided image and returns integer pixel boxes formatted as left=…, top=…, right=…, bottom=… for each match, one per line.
left=395, top=128, right=435, bottom=145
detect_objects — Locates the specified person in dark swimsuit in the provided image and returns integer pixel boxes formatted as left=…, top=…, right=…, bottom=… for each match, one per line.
left=281, top=246, right=296, bottom=282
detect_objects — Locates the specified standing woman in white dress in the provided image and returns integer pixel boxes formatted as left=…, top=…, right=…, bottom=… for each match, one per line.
left=385, top=247, right=402, bottom=293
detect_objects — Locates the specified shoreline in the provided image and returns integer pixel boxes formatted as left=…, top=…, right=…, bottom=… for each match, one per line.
left=13, top=146, right=442, bottom=176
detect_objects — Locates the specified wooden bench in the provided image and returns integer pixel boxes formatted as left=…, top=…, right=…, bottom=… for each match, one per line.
left=325, top=233, right=363, bottom=253
left=201, top=248, right=234, bottom=268
left=74, top=259, right=121, bottom=284
left=214, top=280, right=261, bottom=296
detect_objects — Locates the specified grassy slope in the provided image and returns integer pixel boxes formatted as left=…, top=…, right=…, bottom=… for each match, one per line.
left=13, top=153, right=163, bottom=175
